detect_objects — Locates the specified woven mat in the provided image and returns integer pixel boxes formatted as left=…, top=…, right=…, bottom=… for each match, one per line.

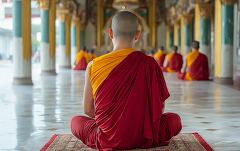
left=41, top=133, right=213, bottom=151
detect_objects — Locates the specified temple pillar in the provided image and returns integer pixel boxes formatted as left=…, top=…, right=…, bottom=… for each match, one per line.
left=38, top=0, right=56, bottom=75
left=174, top=21, right=181, bottom=48
left=169, top=26, right=174, bottom=49
left=12, top=0, right=32, bottom=85
left=80, top=30, right=85, bottom=49
left=214, top=0, right=237, bottom=84
left=97, top=0, right=103, bottom=49
left=199, top=3, right=212, bottom=73
left=183, top=14, right=193, bottom=57
left=57, top=12, right=71, bottom=69
left=71, top=16, right=80, bottom=66
left=148, top=0, right=156, bottom=48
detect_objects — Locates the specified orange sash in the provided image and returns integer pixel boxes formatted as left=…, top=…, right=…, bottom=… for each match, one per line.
left=89, top=48, right=134, bottom=97
left=185, top=51, right=200, bottom=80
left=75, top=51, right=85, bottom=64
left=154, top=50, right=164, bottom=60
left=165, top=52, right=175, bottom=73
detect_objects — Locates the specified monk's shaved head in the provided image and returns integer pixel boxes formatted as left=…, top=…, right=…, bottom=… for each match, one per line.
left=111, top=11, right=138, bottom=40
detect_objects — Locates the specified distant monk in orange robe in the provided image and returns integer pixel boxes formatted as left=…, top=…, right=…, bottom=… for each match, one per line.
left=91, top=49, right=97, bottom=59
left=73, top=47, right=88, bottom=70
left=88, top=49, right=97, bottom=61
left=71, top=11, right=182, bottom=150
left=162, top=46, right=183, bottom=73
left=154, top=46, right=166, bottom=67
left=177, top=41, right=209, bottom=81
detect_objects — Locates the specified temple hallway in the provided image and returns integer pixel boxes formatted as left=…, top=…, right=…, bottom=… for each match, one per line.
left=1, top=64, right=240, bottom=151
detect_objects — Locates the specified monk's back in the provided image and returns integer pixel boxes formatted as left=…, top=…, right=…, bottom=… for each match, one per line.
left=187, top=51, right=209, bottom=80
left=91, top=50, right=169, bottom=149
left=168, top=53, right=183, bottom=71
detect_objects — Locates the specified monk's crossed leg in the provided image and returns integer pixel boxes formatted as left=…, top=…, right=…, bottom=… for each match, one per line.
left=71, top=116, right=98, bottom=148
left=159, top=113, right=182, bottom=145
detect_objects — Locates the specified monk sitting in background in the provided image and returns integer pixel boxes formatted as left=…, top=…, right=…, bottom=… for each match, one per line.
left=73, top=47, right=88, bottom=70
left=88, top=49, right=97, bottom=61
left=71, top=11, right=182, bottom=150
left=91, top=49, right=97, bottom=59
left=177, top=41, right=209, bottom=81
left=154, top=46, right=166, bottom=67
left=162, top=46, right=183, bottom=73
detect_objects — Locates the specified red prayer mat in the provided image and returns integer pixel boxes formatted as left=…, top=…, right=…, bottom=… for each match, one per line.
left=40, top=133, right=213, bottom=151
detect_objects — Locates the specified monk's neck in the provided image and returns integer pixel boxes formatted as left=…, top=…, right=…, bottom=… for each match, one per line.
left=113, top=42, right=134, bottom=52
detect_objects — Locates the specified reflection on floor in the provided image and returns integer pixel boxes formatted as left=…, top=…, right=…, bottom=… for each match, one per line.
left=0, top=64, right=240, bottom=151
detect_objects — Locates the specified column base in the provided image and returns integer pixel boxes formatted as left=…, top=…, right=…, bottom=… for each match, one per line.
left=59, top=65, right=71, bottom=69
left=13, top=77, right=33, bottom=85
left=41, top=70, right=57, bottom=76
left=214, top=77, right=233, bottom=85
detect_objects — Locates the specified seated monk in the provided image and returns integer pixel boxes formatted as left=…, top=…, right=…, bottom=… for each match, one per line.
left=71, top=11, right=182, bottom=150
left=162, top=46, right=183, bottom=73
left=73, top=47, right=88, bottom=70
left=177, top=41, right=209, bottom=81
left=88, top=49, right=97, bottom=61
left=154, top=46, right=166, bottom=67
left=91, top=49, right=97, bottom=59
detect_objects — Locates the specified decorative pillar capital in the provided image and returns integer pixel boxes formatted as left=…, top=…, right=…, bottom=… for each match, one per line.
left=221, top=0, right=237, bottom=5
left=183, top=14, right=193, bottom=24
left=36, top=0, right=50, bottom=10
left=72, top=15, right=80, bottom=26
left=57, top=9, right=69, bottom=21
left=174, top=20, right=181, bottom=28
left=198, top=3, right=212, bottom=19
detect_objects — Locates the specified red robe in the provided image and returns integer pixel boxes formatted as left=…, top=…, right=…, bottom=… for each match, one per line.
left=162, top=53, right=183, bottom=72
left=71, top=51, right=182, bottom=150
left=177, top=53, right=209, bottom=80
left=156, top=54, right=166, bottom=67
left=73, top=57, right=87, bottom=70
left=95, top=52, right=170, bottom=149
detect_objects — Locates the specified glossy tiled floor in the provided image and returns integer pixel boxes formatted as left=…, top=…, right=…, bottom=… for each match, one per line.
left=1, top=64, right=240, bottom=151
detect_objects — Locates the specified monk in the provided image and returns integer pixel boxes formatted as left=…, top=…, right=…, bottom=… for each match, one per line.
left=88, top=49, right=97, bottom=61
left=91, top=49, right=97, bottom=59
left=162, top=46, right=183, bottom=73
left=71, top=11, right=182, bottom=150
left=73, top=47, right=88, bottom=70
left=154, top=46, right=166, bottom=67
left=177, top=41, right=209, bottom=81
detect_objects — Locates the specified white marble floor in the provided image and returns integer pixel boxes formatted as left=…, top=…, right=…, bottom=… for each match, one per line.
left=0, top=64, right=240, bottom=151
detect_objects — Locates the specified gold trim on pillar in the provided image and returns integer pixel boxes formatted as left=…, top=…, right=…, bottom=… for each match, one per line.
left=180, top=16, right=184, bottom=54
left=215, top=0, right=222, bottom=76
left=57, top=9, right=68, bottom=21
left=49, top=0, right=56, bottom=58
left=22, top=0, right=31, bottom=60
left=97, top=0, right=104, bottom=49
left=148, top=0, right=156, bottom=48
left=76, top=21, right=81, bottom=52
left=174, top=20, right=180, bottom=45
left=194, top=4, right=200, bottom=41
left=36, top=0, right=50, bottom=10
left=65, top=14, right=71, bottom=57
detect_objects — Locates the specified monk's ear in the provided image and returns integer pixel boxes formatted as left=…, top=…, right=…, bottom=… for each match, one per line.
left=134, top=30, right=141, bottom=41
left=108, top=28, right=113, bottom=40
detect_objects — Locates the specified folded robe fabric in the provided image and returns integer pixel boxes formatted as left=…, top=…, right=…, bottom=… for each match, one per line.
left=89, top=49, right=170, bottom=149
